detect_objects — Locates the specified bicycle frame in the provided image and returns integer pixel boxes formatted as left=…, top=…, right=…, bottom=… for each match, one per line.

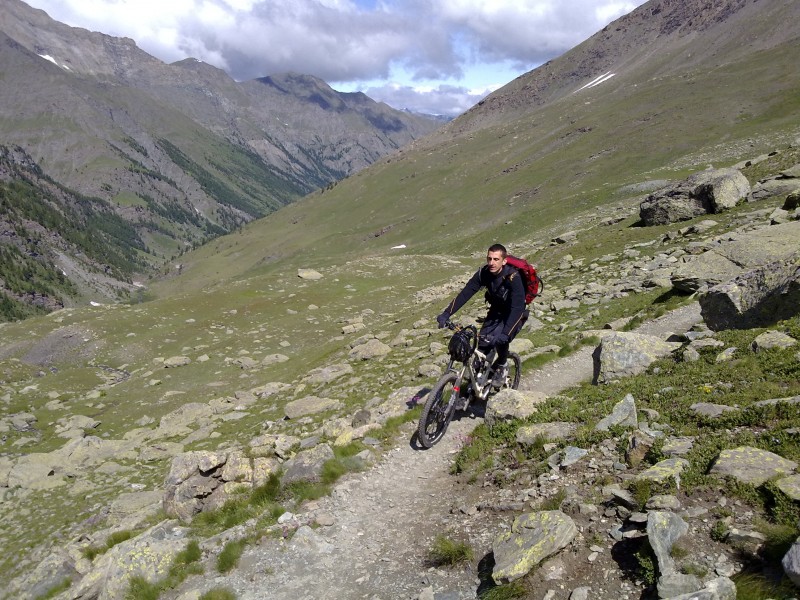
left=445, top=342, right=496, bottom=405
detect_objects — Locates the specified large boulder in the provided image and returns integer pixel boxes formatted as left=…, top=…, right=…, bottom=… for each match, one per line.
left=709, top=446, right=797, bottom=486
left=593, top=332, right=681, bottom=384
left=484, top=389, right=548, bottom=427
left=699, top=251, right=800, bottom=330
left=69, top=521, right=190, bottom=600
left=492, top=511, right=578, bottom=584
left=639, top=168, right=750, bottom=226
left=162, top=450, right=278, bottom=522
left=673, top=220, right=800, bottom=294
left=282, top=444, right=335, bottom=485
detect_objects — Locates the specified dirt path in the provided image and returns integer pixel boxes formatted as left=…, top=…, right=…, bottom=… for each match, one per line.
left=189, top=302, right=703, bottom=599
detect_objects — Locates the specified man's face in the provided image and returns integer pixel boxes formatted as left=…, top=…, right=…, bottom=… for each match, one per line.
left=486, top=250, right=506, bottom=275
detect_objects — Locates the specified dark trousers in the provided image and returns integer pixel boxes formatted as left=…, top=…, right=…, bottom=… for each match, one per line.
left=479, top=309, right=529, bottom=366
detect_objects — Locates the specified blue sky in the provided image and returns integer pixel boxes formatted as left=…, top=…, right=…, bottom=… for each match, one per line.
left=24, top=0, right=647, bottom=116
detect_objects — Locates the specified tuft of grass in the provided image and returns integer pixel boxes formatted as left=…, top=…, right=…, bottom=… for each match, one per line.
left=732, top=572, right=799, bottom=600
left=710, top=520, right=730, bottom=542
left=82, top=529, right=137, bottom=561
left=125, top=576, right=161, bottom=600
left=538, top=487, right=567, bottom=511
left=200, top=588, right=238, bottom=600
left=429, top=535, right=474, bottom=567
left=627, top=478, right=653, bottom=512
left=34, top=578, right=71, bottom=600
left=478, top=580, right=529, bottom=599
left=217, top=539, right=246, bottom=573
left=634, top=543, right=657, bottom=586
left=753, top=518, right=799, bottom=562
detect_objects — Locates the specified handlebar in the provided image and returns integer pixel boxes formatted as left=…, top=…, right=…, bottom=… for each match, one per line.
left=443, top=320, right=503, bottom=348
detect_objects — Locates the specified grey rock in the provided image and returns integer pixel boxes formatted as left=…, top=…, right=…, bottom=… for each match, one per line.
left=284, top=395, right=339, bottom=419
left=751, top=176, right=800, bottom=202
left=594, top=333, right=681, bottom=384
left=484, top=388, right=548, bottom=427
left=698, top=229, right=800, bottom=329
left=666, top=577, right=736, bottom=600
left=348, top=338, right=391, bottom=360
left=783, top=535, right=800, bottom=586
left=492, top=510, right=578, bottom=584
left=639, top=168, right=750, bottom=226
left=690, top=402, right=738, bottom=418
left=751, top=330, right=798, bottom=352
left=164, top=355, right=191, bottom=368
left=709, top=446, right=797, bottom=486
left=775, top=474, right=800, bottom=500
left=647, top=511, right=688, bottom=575
left=570, top=586, right=591, bottom=600
left=595, top=393, right=638, bottom=431
left=70, top=521, right=190, bottom=600
left=297, top=268, right=323, bottom=280
left=637, top=458, right=690, bottom=485
left=682, top=346, right=700, bottom=362
left=657, top=572, right=703, bottom=599
left=516, top=422, right=577, bottom=446
left=602, top=484, right=638, bottom=510
left=282, top=444, right=335, bottom=485
left=646, top=495, right=682, bottom=511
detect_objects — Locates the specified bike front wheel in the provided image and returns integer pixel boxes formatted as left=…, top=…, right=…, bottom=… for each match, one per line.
left=418, top=372, right=459, bottom=448
left=504, top=352, right=522, bottom=390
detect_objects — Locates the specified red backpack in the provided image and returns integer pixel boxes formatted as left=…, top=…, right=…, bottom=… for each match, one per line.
left=505, top=255, right=543, bottom=304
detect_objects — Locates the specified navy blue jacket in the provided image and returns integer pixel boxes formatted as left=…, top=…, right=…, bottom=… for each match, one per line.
left=442, top=264, right=526, bottom=336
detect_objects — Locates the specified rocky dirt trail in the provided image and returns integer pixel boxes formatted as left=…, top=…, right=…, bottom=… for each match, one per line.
left=178, top=303, right=703, bottom=599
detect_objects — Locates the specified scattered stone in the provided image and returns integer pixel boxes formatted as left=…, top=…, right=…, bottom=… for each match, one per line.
left=783, top=535, right=800, bottom=586
left=164, top=356, right=191, bottom=368
left=69, top=521, right=190, bottom=599
left=298, top=268, right=323, bottom=280
left=774, top=474, right=800, bottom=500
left=348, top=338, right=391, bottom=360
left=709, top=446, right=798, bottom=486
left=690, top=402, right=738, bottom=418
left=662, top=437, right=695, bottom=457
left=516, top=422, right=577, bottom=446
left=636, top=458, right=690, bottom=485
left=658, top=572, right=703, bottom=599
left=647, top=511, right=688, bottom=575
left=284, top=396, right=339, bottom=419
left=646, top=495, right=682, bottom=511
left=751, top=330, right=797, bottom=352
left=595, top=393, right=638, bottom=431
left=282, top=444, right=335, bottom=485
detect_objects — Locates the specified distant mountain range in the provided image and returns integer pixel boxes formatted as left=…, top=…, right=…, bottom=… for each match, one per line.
left=0, top=0, right=443, bottom=317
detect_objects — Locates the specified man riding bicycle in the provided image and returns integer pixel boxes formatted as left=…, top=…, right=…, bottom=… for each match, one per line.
left=436, top=243, right=528, bottom=388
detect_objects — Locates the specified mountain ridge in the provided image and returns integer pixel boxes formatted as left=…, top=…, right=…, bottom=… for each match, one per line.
left=0, top=0, right=443, bottom=316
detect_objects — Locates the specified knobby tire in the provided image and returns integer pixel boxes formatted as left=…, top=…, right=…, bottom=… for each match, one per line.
left=418, top=372, right=458, bottom=448
left=506, top=352, right=521, bottom=389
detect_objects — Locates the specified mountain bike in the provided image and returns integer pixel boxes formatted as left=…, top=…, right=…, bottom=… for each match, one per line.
left=417, top=321, right=521, bottom=448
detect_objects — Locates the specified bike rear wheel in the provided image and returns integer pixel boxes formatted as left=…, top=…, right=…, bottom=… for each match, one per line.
left=418, top=372, right=458, bottom=448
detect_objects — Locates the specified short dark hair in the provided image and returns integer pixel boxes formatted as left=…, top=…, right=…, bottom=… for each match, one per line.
left=487, top=243, right=507, bottom=257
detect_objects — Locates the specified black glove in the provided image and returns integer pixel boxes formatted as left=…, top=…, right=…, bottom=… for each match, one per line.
left=436, top=312, right=450, bottom=329
left=493, top=332, right=510, bottom=346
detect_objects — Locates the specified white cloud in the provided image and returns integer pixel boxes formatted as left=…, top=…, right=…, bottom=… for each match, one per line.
left=23, top=0, right=647, bottom=115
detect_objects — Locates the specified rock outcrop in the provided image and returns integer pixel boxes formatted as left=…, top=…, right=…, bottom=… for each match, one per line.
left=639, top=168, right=750, bottom=226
